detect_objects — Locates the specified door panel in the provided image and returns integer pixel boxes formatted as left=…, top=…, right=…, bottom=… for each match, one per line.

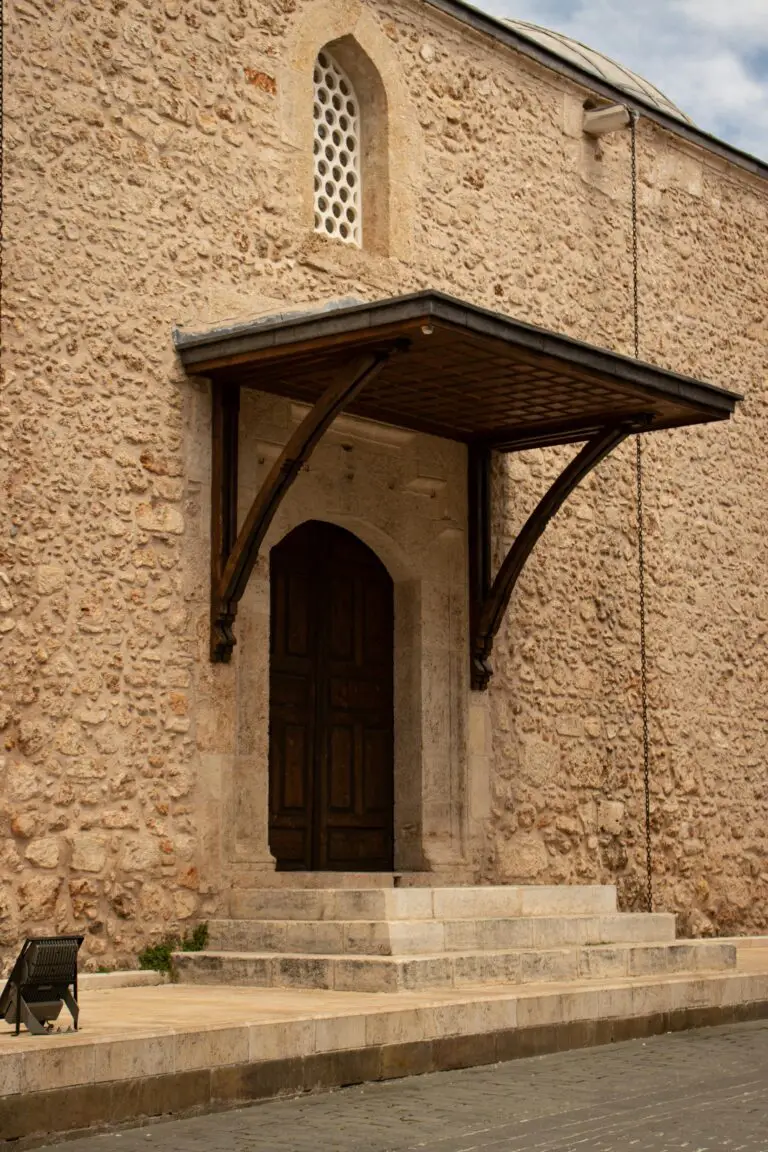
left=363, top=729, right=391, bottom=812
left=268, top=531, right=316, bottom=870
left=269, top=521, right=394, bottom=871
left=281, top=724, right=308, bottom=811
left=328, top=725, right=355, bottom=811
left=326, top=827, right=391, bottom=869
left=286, top=573, right=310, bottom=656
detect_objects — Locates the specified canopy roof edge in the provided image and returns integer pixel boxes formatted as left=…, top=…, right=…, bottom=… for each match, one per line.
left=175, top=291, right=740, bottom=454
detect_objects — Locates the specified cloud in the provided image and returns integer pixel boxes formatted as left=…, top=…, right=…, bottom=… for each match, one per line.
left=677, top=0, right=768, bottom=39
left=476, top=0, right=768, bottom=158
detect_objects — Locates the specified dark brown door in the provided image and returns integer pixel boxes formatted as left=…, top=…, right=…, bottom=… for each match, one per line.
left=268, top=521, right=394, bottom=871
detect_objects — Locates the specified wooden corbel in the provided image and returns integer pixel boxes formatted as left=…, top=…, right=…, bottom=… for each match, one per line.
left=469, top=418, right=651, bottom=690
left=210, top=347, right=401, bottom=662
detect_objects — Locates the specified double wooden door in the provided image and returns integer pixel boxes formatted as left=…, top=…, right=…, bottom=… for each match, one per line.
left=268, top=521, right=394, bottom=871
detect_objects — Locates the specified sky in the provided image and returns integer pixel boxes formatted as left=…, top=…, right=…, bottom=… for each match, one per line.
left=476, top=0, right=768, bottom=159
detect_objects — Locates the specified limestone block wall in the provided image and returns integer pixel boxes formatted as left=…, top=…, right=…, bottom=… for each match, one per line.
left=1, top=0, right=766, bottom=968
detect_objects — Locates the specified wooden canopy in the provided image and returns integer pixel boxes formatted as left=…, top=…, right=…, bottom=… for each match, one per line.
left=175, top=291, right=738, bottom=452
left=174, top=291, right=740, bottom=680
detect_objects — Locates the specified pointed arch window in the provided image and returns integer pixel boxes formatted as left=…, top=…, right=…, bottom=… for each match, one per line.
left=313, top=50, right=362, bottom=246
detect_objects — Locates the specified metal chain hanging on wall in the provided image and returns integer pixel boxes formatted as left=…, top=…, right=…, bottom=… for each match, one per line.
left=629, top=111, right=653, bottom=914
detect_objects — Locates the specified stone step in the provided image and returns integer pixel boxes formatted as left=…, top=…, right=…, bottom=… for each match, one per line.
left=218, top=870, right=476, bottom=889
left=229, top=884, right=618, bottom=922
left=719, top=936, right=768, bottom=949
left=208, top=912, right=675, bottom=955
left=231, top=872, right=400, bottom=890
left=223, top=869, right=477, bottom=889
left=173, top=940, right=736, bottom=993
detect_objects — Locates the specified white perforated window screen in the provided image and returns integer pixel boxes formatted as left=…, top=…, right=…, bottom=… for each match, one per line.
left=313, top=51, right=361, bottom=246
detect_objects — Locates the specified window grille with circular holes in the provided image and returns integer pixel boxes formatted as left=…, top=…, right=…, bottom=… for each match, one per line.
left=313, top=51, right=361, bottom=246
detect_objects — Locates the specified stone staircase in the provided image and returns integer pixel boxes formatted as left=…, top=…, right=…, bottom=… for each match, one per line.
left=172, top=882, right=736, bottom=993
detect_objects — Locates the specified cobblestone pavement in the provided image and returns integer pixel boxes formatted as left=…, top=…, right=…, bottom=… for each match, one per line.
left=39, top=1020, right=768, bottom=1151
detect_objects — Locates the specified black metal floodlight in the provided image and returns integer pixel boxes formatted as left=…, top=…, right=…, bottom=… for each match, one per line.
left=0, top=935, right=84, bottom=1036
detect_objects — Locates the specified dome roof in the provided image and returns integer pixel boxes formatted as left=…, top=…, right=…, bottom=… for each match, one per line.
left=503, top=19, right=694, bottom=125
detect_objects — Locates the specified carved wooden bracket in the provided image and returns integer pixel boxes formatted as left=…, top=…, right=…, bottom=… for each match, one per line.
left=469, top=419, right=651, bottom=690
left=210, top=348, right=399, bottom=662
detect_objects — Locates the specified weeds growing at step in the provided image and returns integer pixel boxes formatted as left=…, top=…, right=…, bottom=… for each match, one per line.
left=138, top=922, right=209, bottom=974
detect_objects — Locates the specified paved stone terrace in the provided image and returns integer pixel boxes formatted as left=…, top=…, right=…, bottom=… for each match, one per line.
left=31, top=1018, right=768, bottom=1151
left=3, top=951, right=767, bottom=1093
left=1, top=941, right=766, bottom=1146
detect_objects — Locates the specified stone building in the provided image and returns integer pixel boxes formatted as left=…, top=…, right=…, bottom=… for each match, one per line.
left=1, top=0, right=766, bottom=972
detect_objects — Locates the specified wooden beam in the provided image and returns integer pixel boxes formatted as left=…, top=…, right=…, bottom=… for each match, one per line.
left=211, top=348, right=398, bottom=662
left=468, top=444, right=493, bottom=691
left=210, top=383, right=240, bottom=661
left=470, top=420, right=648, bottom=690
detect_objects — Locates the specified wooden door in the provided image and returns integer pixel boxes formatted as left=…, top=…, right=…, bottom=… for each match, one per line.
left=269, top=521, right=394, bottom=871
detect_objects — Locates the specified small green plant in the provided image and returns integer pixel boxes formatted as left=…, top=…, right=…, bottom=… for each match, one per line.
left=138, top=922, right=209, bottom=974
left=137, top=938, right=176, bottom=973
left=186, top=922, right=209, bottom=950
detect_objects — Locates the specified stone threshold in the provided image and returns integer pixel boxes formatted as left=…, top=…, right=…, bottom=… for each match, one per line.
left=224, top=870, right=476, bottom=890
left=1, top=961, right=767, bottom=1147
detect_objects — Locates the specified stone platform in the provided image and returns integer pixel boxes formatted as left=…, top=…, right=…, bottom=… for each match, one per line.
left=172, top=884, right=737, bottom=993
left=1, top=878, right=767, bottom=1148
left=1, top=941, right=767, bottom=1147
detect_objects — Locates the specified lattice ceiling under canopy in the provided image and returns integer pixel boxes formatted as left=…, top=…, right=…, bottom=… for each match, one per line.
left=175, top=292, right=740, bottom=452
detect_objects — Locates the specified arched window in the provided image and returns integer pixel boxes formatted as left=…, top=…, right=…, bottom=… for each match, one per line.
left=313, top=50, right=362, bottom=246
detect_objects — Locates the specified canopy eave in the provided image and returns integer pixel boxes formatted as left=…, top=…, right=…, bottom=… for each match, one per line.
left=175, top=291, right=740, bottom=453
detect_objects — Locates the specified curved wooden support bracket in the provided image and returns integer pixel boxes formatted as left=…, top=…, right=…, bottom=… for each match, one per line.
left=470, top=418, right=651, bottom=690
left=210, top=347, right=400, bottom=662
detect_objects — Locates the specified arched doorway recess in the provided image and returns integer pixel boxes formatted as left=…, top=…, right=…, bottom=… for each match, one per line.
left=268, top=520, right=394, bottom=870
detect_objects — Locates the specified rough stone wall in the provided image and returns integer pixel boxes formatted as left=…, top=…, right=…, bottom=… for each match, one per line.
left=1, top=0, right=766, bottom=968
left=480, top=132, right=768, bottom=937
